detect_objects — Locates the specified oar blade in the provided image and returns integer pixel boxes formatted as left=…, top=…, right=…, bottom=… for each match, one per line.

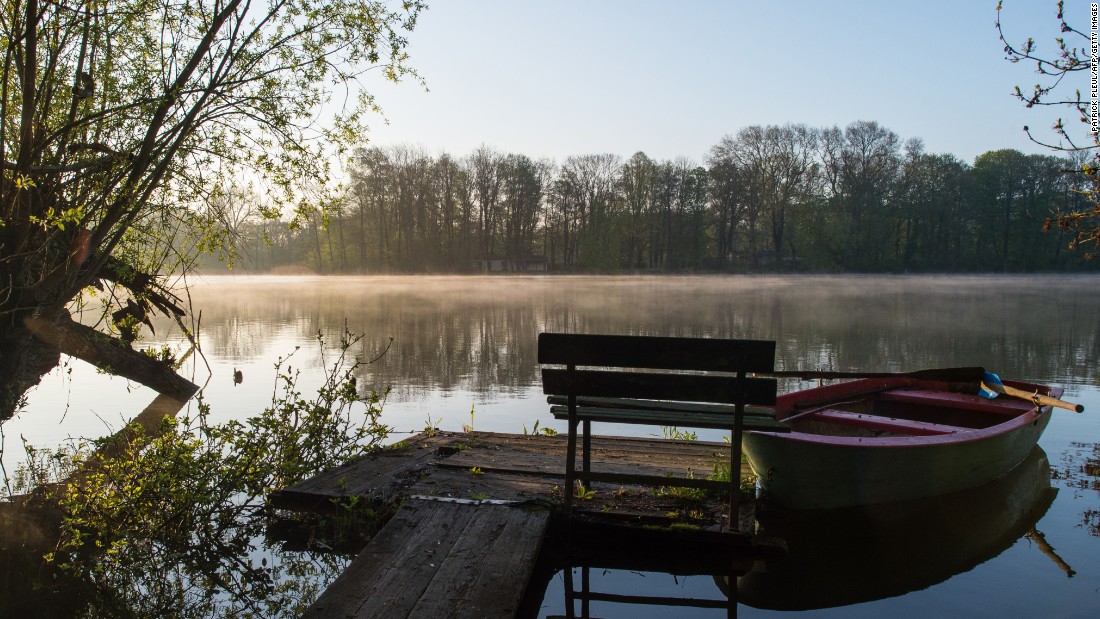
left=979, top=371, right=1004, bottom=400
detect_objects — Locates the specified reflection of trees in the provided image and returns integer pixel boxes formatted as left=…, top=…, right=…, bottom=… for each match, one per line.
left=1054, top=441, right=1100, bottom=538
left=159, top=275, right=1100, bottom=402
left=8, top=332, right=387, bottom=617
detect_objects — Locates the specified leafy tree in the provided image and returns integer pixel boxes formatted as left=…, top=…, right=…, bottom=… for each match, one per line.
left=499, top=154, right=543, bottom=264
left=712, top=125, right=819, bottom=259
left=893, top=148, right=972, bottom=270
left=704, top=150, right=745, bottom=268
left=620, top=152, right=658, bottom=269
left=821, top=121, right=902, bottom=270
left=0, top=0, right=423, bottom=417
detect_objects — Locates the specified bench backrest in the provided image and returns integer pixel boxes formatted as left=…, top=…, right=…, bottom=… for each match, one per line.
left=538, top=333, right=777, bottom=406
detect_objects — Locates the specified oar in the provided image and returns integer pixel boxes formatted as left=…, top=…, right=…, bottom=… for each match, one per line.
left=979, top=372, right=1084, bottom=413
left=759, top=367, right=986, bottom=383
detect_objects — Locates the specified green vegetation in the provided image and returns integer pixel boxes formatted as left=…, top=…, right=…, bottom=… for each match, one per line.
left=11, top=330, right=390, bottom=617
left=574, top=484, right=596, bottom=501
left=522, top=419, right=558, bottom=437
left=200, top=127, right=1098, bottom=275
left=463, top=404, right=476, bottom=433
left=0, top=0, right=424, bottom=418
left=660, top=426, right=698, bottom=441
left=423, top=416, right=442, bottom=437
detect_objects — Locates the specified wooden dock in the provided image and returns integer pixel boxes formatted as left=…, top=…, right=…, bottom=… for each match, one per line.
left=271, top=431, right=767, bottom=618
left=302, top=498, right=550, bottom=618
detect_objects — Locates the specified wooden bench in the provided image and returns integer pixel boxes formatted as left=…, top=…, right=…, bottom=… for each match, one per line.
left=538, top=333, right=782, bottom=521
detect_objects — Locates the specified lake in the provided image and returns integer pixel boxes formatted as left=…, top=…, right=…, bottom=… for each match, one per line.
left=4, top=274, right=1099, bottom=617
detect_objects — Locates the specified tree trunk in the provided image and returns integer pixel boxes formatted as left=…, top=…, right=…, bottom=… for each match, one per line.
left=1, top=310, right=198, bottom=420
left=0, top=313, right=62, bottom=421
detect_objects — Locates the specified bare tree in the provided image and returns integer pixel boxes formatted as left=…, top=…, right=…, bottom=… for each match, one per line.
left=998, top=0, right=1100, bottom=257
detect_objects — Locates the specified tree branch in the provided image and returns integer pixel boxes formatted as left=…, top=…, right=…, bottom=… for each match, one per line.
left=24, top=314, right=198, bottom=400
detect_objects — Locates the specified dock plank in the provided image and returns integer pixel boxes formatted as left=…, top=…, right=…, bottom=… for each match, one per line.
left=303, top=498, right=550, bottom=618
left=410, top=502, right=549, bottom=617
left=270, top=433, right=457, bottom=511
left=442, top=433, right=739, bottom=479
left=272, top=430, right=748, bottom=514
left=275, top=431, right=753, bottom=516
left=409, top=468, right=557, bottom=503
left=303, top=499, right=459, bottom=617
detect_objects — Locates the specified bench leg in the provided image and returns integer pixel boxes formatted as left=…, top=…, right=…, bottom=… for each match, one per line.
left=581, top=419, right=591, bottom=488
left=729, top=440, right=739, bottom=533
left=564, top=415, right=579, bottom=512
left=731, top=393, right=746, bottom=534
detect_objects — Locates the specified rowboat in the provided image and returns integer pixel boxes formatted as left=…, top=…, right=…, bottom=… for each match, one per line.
left=741, top=375, right=1064, bottom=510
left=721, top=446, right=1058, bottom=609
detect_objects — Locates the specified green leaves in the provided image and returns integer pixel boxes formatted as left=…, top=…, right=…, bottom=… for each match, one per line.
left=27, top=204, right=85, bottom=232
left=18, top=328, right=390, bottom=616
left=0, top=0, right=426, bottom=338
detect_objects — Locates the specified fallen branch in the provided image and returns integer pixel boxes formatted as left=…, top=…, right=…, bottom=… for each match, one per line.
left=24, top=314, right=198, bottom=399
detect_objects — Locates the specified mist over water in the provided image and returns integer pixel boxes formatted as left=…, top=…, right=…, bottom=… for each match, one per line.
left=5, top=274, right=1099, bottom=617
left=177, top=273, right=1100, bottom=394
left=9, top=273, right=1099, bottom=464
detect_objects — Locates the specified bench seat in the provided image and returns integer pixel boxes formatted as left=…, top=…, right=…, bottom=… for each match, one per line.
left=549, top=404, right=791, bottom=432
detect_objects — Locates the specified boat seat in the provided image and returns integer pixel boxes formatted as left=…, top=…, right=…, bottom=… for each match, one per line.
left=878, top=389, right=1032, bottom=415
left=804, top=408, right=961, bottom=436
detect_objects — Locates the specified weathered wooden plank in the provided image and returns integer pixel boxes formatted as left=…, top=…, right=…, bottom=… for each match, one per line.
left=270, top=431, right=752, bottom=513
left=537, top=333, right=775, bottom=373
left=440, top=433, right=743, bottom=478
left=269, top=433, right=457, bottom=511
left=302, top=499, right=463, bottom=617
left=439, top=447, right=741, bottom=481
left=548, top=405, right=792, bottom=431
left=580, top=471, right=732, bottom=490
left=547, top=394, right=778, bottom=417
left=302, top=499, right=550, bottom=619
left=409, top=468, right=559, bottom=504
left=542, top=369, right=778, bottom=406
left=409, top=504, right=550, bottom=618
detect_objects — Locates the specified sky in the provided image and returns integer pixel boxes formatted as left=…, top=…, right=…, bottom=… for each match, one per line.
left=359, top=0, right=1093, bottom=166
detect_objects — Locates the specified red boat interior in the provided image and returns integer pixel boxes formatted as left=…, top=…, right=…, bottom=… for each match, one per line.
left=781, top=383, right=1045, bottom=438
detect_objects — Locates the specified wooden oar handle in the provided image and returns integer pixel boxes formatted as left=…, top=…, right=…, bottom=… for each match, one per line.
left=998, top=383, right=1085, bottom=413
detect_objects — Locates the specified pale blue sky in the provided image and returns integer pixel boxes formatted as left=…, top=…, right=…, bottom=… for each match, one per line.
left=361, top=0, right=1090, bottom=164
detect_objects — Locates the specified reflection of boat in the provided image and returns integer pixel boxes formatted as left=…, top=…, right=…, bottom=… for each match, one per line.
left=728, top=446, right=1056, bottom=610
left=743, top=376, right=1061, bottom=509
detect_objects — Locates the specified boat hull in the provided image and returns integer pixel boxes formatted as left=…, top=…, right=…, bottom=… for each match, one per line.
left=743, top=377, right=1058, bottom=510
left=732, top=446, right=1056, bottom=609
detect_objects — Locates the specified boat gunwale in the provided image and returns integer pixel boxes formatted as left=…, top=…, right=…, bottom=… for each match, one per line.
left=749, top=377, right=1060, bottom=449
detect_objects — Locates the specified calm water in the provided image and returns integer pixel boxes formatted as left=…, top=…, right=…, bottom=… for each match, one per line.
left=4, top=274, right=1099, bottom=617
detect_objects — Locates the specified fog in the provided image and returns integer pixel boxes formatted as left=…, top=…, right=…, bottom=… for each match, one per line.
left=167, top=274, right=1100, bottom=398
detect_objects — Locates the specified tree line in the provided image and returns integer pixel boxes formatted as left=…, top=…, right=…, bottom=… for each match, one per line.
left=212, top=120, right=1097, bottom=274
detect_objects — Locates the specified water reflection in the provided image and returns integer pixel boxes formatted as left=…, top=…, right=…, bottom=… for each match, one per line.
left=0, top=506, right=354, bottom=619
left=528, top=523, right=748, bottom=618
left=8, top=274, right=1099, bottom=616
left=527, top=448, right=1059, bottom=618
left=162, top=274, right=1100, bottom=402
left=735, top=447, right=1057, bottom=610
left=1053, top=441, right=1100, bottom=538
